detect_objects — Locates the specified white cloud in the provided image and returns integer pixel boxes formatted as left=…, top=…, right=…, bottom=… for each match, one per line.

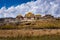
left=0, top=0, right=60, bottom=18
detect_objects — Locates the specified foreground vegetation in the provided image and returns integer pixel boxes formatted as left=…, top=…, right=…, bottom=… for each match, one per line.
left=0, top=19, right=60, bottom=29
left=0, top=35, right=60, bottom=40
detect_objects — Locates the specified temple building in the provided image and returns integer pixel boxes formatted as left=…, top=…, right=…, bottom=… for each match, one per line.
left=43, top=14, right=54, bottom=19
left=35, top=14, right=41, bottom=20
left=25, top=12, right=35, bottom=20
left=16, top=14, right=24, bottom=20
left=15, top=12, right=56, bottom=21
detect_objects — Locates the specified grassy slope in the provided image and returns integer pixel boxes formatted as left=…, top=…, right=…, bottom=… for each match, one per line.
left=0, top=19, right=60, bottom=29
left=0, top=35, right=60, bottom=40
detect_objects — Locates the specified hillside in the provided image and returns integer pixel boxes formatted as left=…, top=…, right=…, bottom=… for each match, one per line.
left=0, top=19, right=60, bottom=29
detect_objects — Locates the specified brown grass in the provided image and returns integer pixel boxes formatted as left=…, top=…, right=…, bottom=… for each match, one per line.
left=0, top=29, right=60, bottom=37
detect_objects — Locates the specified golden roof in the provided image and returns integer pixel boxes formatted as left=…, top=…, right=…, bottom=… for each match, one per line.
left=25, top=12, right=35, bottom=18
left=35, top=14, right=41, bottom=16
left=35, top=14, right=41, bottom=17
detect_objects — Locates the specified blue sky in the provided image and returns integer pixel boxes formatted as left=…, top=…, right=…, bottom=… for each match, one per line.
left=0, top=0, right=36, bottom=8
left=0, top=0, right=60, bottom=18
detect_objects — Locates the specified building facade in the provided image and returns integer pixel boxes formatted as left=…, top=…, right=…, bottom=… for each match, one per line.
left=25, top=12, right=35, bottom=20
left=35, top=14, right=41, bottom=20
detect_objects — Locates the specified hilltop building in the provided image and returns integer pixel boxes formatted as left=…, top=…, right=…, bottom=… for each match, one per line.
left=0, top=12, right=58, bottom=23
left=15, top=12, right=55, bottom=21
left=23, top=12, right=35, bottom=21
left=35, top=14, right=41, bottom=20
left=43, top=14, right=54, bottom=19
left=16, top=14, right=23, bottom=20
left=24, top=12, right=35, bottom=20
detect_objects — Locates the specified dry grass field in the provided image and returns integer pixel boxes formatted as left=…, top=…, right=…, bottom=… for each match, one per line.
left=0, top=35, right=60, bottom=40
left=0, top=29, right=60, bottom=40
left=0, top=29, right=60, bottom=37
